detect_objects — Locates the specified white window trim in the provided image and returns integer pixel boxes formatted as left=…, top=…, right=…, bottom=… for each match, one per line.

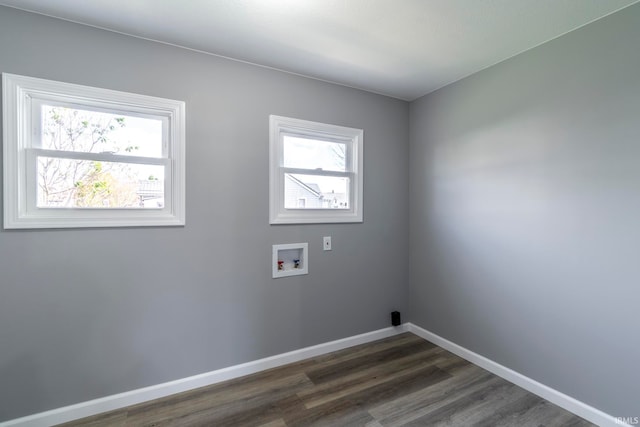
left=2, top=73, right=186, bottom=229
left=269, top=115, right=363, bottom=224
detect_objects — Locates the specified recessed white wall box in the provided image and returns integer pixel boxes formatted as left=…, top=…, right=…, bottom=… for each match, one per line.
left=272, top=243, right=308, bottom=278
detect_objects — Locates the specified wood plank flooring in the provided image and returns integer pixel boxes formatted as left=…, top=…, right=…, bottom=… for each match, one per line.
left=58, top=333, right=595, bottom=427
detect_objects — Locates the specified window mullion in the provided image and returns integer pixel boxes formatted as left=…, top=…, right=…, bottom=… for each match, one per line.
left=28, top=148, right=169, bottom=166
left=281, top=167, right=350, bottom=178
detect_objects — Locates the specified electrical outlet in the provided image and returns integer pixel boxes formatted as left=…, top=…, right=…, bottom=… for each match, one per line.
left=323, top=236, right=332, bottom=251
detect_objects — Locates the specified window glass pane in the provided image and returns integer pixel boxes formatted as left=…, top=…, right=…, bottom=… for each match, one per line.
left=41, top=105, right=163, bottom=158
left=284, top=173, right=349, bottom=209
left=37, top=157, right=165, bottom=209
left=283, top=136, right=346, bottom=172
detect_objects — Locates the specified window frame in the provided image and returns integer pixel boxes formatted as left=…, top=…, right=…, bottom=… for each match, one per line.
left=2, top=73, right=186, bottom=229
left=269, top=115, right=363, bottom=224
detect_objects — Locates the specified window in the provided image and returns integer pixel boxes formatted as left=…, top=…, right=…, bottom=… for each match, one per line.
left=269, top=115, right=363, bottom=224
left=2, top=73, right=185, bottom=229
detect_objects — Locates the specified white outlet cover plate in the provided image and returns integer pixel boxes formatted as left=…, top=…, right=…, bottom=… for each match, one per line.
left=323, top=236, right=332, bottom=251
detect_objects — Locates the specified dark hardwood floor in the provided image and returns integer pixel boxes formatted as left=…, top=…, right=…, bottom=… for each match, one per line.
left=58, top=333, right=595, bottom=426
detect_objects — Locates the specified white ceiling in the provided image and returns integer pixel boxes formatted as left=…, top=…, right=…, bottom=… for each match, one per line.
left=1, top=0, right=638, bottom=100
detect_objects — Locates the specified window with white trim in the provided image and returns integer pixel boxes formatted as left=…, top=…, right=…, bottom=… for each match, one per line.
left=269, top=115, right=363, bottom=224
left=2, top=73, right=185, bottom=229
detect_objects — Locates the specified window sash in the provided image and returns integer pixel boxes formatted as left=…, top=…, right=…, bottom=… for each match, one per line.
left=281, top=168, right=353, bottom=211
left=26, top=149, right=171, bottom=212
left=281, top=131, right=353, bottom=172
left=269, top=114, right=362, bottom=224
left=282, top=175, right=352, bottom=211
left=31, top=98, right=170, bottom=157
left=3, top=73, right=185, bottom=228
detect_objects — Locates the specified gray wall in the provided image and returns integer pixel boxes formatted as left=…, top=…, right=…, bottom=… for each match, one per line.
left=409, top=3, right=640, bottom=417
left=0, top=7, right=409, bottom=421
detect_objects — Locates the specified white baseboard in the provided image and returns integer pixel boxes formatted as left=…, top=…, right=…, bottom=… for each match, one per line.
left=405, top=322, right=628, bottom=427
left=3, top=323, right=626, bottom=427
left=0, top=325, right=407, bottom=427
